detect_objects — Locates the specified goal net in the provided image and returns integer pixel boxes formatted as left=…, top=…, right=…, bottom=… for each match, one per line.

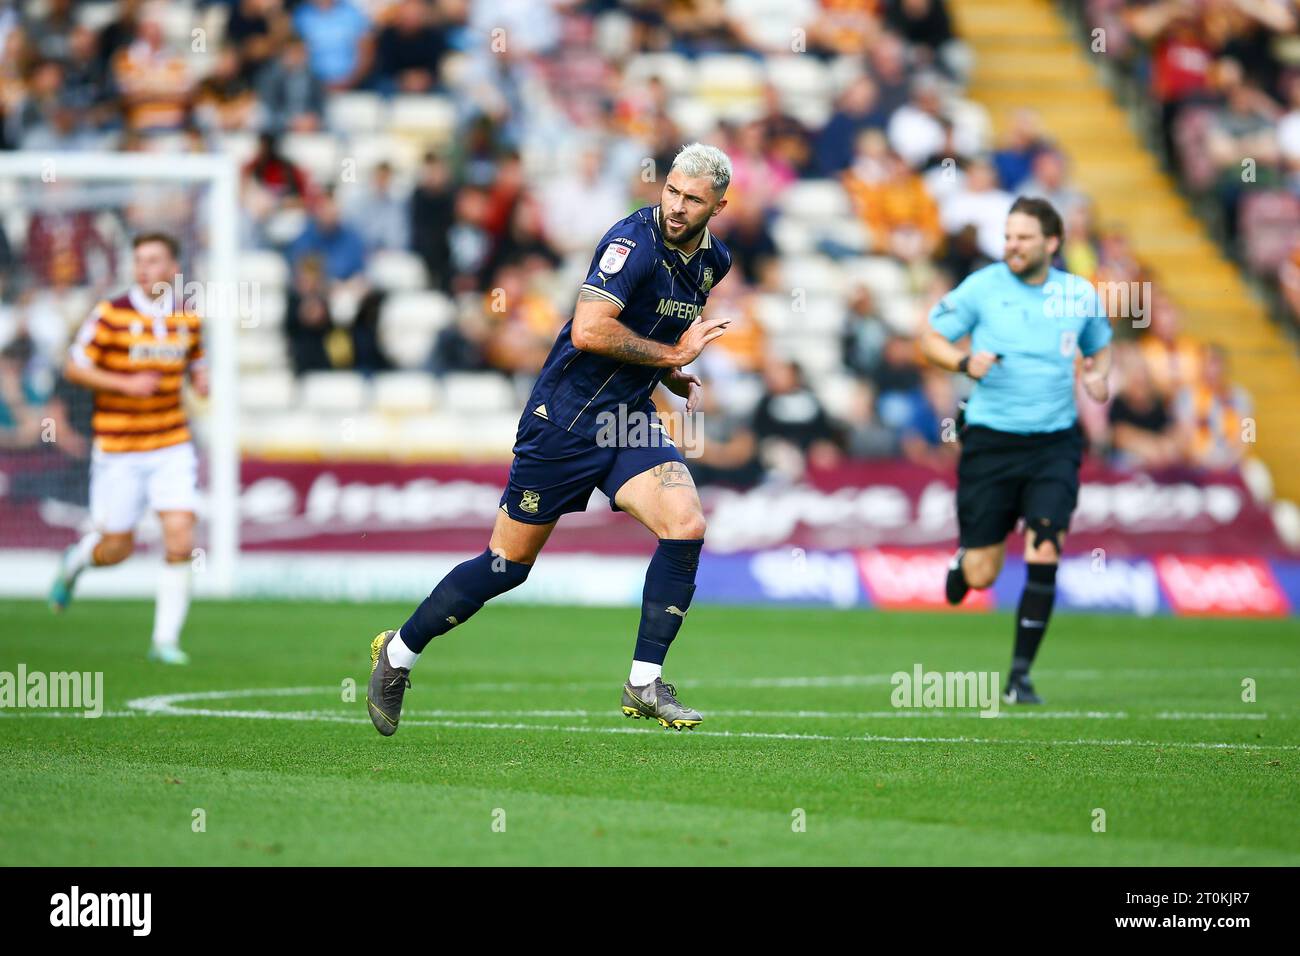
left=0, top=152, right=239, bottom=597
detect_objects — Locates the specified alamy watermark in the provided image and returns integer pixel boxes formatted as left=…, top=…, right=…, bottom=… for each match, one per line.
left=891, top=664, right=1000, bottom=718
left=594, top=405, right=704, bottom=458
left=0, top=664, right=103, bottom=717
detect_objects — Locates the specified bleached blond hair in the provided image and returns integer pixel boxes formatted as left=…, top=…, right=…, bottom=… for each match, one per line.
left=670, top=143, right=732, bottom=195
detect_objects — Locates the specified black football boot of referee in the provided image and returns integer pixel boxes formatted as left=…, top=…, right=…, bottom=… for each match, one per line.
left=1003, top=673, right=1043, bottom=705
left=945, top=548, right=969, bottom=605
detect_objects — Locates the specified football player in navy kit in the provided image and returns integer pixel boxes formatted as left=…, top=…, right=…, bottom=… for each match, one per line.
left=367, top=144, right=735, bottom=735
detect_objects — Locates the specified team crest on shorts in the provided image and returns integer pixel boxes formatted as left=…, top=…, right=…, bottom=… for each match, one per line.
left=520, top=490, right=541, bottom=514
left=701, top=267, right=713, bottom=293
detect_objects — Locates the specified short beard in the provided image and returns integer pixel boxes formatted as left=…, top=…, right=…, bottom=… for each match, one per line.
left=1008, top=252, right=1047, bottom=278
left=667, top=217, right=707, bottom=248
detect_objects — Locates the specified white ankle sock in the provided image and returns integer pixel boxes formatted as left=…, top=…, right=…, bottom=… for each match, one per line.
left=65, top=531, right=102, bottom=577
left=629, top=660, right=661, bottom=686
left=386, top=629, right=420, bottom=670
left=151, top=561, right=191, bottom=651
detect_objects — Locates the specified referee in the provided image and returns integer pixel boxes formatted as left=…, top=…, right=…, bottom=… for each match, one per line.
left=920, top=197, right=1112, bottom=704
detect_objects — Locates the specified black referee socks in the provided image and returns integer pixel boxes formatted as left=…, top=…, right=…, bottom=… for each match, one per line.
left=1012, top=562, right=1058, bottom=679
left=401, top=548, right=532, bottom=653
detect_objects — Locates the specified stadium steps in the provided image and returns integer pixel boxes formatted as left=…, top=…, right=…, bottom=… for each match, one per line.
left=950, top=0, right=1300, bottom=502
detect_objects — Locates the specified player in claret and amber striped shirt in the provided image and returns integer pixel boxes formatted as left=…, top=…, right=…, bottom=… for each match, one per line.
left=49, top=233, right=209, bottom=665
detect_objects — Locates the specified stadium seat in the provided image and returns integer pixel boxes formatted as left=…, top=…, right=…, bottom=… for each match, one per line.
left=367, top=251, right=429, bottom=292
left=388, top=95, right=457, bottom=141
left=778, top=181, right=851, bottom=221
left=373, top=372, right=440, bottom=414
left=239, top=370, right=296, bottom=412
left=396, top=415, right=471, bottom=457
left=458, top=413, right=522, bottom=458
left=440, top=372, right=518, bottom=414
left=239, top=251, right=289, bottom=290
left=280, top=132, right=339, bottom=187
left=695, top=55, right=765, bottom=123
left=782, top=255, right=845, bottom=298
left=348, top=134, right=423, bottom=174
left=319, top=412, right=398, bottom=458
left=765, top=54, right=831, bottom=104
left=236, top=331, right=288, bottom=371
left=326, top=92, right=388, bottom=137
left=379, top=290, right=455, bottom=329
left=240, top=411, right=327, bottom=457
left=300, top=371, right=370, bottom=414
left=246, top=287, right=287, bottom=330
left=623, top=53, right=694, bottom=95
left=813, top=373, right=861, bottom=420
left=329, top=285, right=363, bottom=328
left=771, top=217, right=816, bottom=257
left=667, top=99, right=720, bottom=141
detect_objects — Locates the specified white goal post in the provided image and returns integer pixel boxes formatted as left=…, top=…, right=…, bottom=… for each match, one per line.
left=0, top=151, right=241, bottom=597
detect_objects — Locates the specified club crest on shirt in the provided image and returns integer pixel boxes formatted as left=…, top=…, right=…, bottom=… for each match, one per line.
left=599, top=243, right=631, bottom=274
left=520, top=490, right=541, bottom=514
left=701, top=267, right=713, bottom=293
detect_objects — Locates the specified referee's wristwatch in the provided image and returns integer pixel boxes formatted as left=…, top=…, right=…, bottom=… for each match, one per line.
left=957, top=355, right=971, bottom=377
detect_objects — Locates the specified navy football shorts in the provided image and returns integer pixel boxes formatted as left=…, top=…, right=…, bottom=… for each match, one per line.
left=498, top=412, right=687, bottom=524
left=956, top=423, right=1083, bottom=549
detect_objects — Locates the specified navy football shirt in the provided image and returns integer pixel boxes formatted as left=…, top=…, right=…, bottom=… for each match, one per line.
left=523, top=205, right=732, bottom=443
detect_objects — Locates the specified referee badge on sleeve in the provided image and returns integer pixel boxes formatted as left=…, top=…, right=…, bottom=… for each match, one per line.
left=599, top=243, right=631, bottom=274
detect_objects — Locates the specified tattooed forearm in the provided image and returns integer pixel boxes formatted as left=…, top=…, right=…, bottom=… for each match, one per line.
left=654, top=462, right=695, bottom=489
left=573, top=293, right=680, bottom=367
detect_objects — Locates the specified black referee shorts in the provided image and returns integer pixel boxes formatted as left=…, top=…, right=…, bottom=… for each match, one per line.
left=956, top=423, right=1084, bottom=550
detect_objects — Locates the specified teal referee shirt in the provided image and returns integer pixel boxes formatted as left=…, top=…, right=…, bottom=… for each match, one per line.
left=929, top=262, right=1112, bottom=434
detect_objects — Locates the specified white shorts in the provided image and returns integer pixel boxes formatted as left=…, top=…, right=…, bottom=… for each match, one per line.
left=90, top=441, right=200, bottom=534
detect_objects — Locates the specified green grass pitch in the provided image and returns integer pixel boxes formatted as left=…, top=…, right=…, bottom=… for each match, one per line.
left=1, top=598, right=1297, bottom=866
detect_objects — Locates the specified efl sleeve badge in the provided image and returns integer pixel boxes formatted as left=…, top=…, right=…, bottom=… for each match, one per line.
left=599, top=243, right=632, bottom=274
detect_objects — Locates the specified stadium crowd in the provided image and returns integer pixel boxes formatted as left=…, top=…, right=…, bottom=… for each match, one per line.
left=0, top=0, right=1259, bottom=487
left=1075, top=0, right=1300, bottom=332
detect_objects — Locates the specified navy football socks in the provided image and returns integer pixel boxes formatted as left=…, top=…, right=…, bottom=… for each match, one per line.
left=400, top=549, right=532, bottom=653
left=632, top=538, right=703, bottom=666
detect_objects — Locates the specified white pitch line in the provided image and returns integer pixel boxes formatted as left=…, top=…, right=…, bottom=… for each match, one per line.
left=446, top=667, right=1300, bottom=694
left=105, top=688, right=1300, bottom=751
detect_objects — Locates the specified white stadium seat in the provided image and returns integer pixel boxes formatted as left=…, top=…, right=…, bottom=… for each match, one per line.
left=388, top=95, right=457, bottom=138
left=623, top=53, right=694, bottom=95
left=239, top=371, right=296, bottom=413
left=241, top=411, right=328, bottom=457
left=300, top=370, right=370, bottom=414
left=440, top=372, right=517, bottom=414
left=457, top=413, right=521, bottom=457
left=397, top=415, right=470, bottom=456
left=814, top=373, right=861, bottom=420
left=236, top=332, right=287, bottom=372
left=765, top=55, right=831, bottom=103
left=280, top=133, right=339, bottom=186
left=239, top=250, right=289, bottom=290
left=380, top=290, right=455, bottom=329
left=367, top=251, right=428, bottom=292
left=373, top=372, right=439, bottom=414
left=782, top=255, right=844, bottom=298
left=779, top=180, right=851, bottom=221
left=319, top=412, right=398, bottom=457
left=327, top=92, right=388, bottom=136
